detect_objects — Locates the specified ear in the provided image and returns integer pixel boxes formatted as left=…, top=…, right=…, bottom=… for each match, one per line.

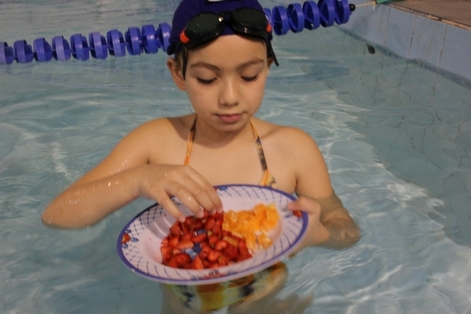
left=166, top=57, right=186, bottom=91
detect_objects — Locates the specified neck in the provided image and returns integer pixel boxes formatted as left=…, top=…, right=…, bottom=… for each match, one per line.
left=193, top=116, right=254, bottom=148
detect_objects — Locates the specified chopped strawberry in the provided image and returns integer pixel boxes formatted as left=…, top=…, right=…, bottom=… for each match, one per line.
left=202, top=259, right=212, bottom=269
left=199, top=245, right=211, bottom=259
left=237, top=252, right=252, bottom=262
left=191, top=233, right=208, bottom=243
left=181, top=223, right=190, bottom=234
left=237, top=246, right=252, bottom=262
left=212, top=224, right=222, bottom=236
left=160, top=246, right=173, bottom=262
left=166, top=257, right=178, bottom=268
left=207, top=249, right=221, bottom=262
left=238, top=239, right=248, bottom=250
left=223, top=245, right=238, bottom=260
left=214, top=239, right=228, bottom=251
left=162, top=209, right=255, bottom=269
left=175, top=240, right=194, bottom=250
left=222, top=235, right=238, bottom=247
left=213, top=212, right=223, bottom=221
left=218, top=255, right=230, bottom=267
left=204, top=217, right=216, bottom=230
left=168, top=236, right=180, bottom=248
left=192, top=221, right=204, bottom=230
left=170, top=223, right=181, bottom=236
left=191, top=256, right=204, bottom=270
left=180, top=262, right=192, bottom=269
left=181, top=233, right=192, bottom=241
left=208, top=234, right=219, bottom=245
left=173, top=252, right=191, bottom=266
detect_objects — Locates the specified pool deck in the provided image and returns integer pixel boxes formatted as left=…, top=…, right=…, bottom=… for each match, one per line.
left=392, top=0, right=471, bottom=29
left=343, top=0, right=471, bottom=82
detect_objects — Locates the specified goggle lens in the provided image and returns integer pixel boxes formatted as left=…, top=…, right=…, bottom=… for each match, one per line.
left=180, top=8, right=273, bottom=50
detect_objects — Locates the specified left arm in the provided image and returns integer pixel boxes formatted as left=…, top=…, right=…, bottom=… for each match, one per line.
left=284, top=128, right=360, bottom=251
left=288, top=194, right=360, bottom=250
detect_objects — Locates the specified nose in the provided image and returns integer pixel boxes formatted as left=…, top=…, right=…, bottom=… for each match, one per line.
left=218, top=77, right=239, bottom=107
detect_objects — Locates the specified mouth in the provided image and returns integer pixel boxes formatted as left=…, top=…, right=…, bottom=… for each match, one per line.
left=216, top=113, right=243, bottom=124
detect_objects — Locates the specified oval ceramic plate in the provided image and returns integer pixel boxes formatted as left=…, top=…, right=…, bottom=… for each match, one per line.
left=117, top=184, right=308, bottom=285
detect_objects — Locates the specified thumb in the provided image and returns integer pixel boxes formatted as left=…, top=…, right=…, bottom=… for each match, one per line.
left=287, top=196, right=322, bottom=217
left=287, top=198, right=304, bottom=211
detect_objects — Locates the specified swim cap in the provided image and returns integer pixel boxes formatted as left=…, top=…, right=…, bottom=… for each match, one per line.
left=167, top=0, right=268, bottom=55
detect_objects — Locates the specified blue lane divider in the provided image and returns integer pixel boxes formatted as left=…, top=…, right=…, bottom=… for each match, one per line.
left=125, top=27, right=142, bottom=55
left=52, top=36, right=71, bottom=61
left=14, top=40, right=34, bottom=63
left=303, top=1, right=321, bottom=30
left=0, top=42, right=14, bottom=64
left=0, top=1, right=352, bottom=65
left=70, top=34, right=90, bottom=61
left=288, top=3, right=304, bottom=33
left=142, top=25, right=159, bottom=54
left=89, top=32, right=108, bottom=59
left=107, top=29, right=126, bottom=57
left=34, top=38, right=53, bottom=62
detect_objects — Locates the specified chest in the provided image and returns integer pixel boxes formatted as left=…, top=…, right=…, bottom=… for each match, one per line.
left=150, top=125, right=297, bottom=193
left=187, top=141, right=296, bottom=192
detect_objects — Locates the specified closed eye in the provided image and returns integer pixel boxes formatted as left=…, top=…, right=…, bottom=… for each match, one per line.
left=197, top=77, right=217, bottom=85
left=242, top=75, right=259, bottom=83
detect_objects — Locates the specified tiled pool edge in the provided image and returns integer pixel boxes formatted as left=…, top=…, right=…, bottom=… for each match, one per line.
left=341, top=2, right=471, bottom=83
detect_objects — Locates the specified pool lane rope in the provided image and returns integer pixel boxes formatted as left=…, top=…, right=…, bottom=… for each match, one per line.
left=0, top=0, right=353, bottom=65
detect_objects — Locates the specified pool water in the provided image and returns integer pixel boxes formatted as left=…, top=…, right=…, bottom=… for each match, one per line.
left=1, top=0, right=470, bottom=313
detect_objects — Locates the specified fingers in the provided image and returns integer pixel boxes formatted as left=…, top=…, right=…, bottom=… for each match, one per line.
left=139, top=165, right=222, bottom=221
left=156, top=192, right=187, bottom=223
left=164, top=181, right=214, bottom=218
left=287, top=196, right=329, bottom=250
left=165, top=167, right=222, bottom=215
left=176, top=167, right=223, bottom=213
left=287, top=196, right=321, bottom=215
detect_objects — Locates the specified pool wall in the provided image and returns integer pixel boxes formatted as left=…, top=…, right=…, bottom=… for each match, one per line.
left=342, top=1, right=471, bottom=83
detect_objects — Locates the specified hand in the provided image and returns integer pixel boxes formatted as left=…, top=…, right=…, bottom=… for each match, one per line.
left=136, top=164, right=223, bottom=222
left=287, top=196, right=330, bottom=252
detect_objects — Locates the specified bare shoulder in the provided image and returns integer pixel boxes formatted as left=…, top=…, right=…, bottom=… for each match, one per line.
left=118, top=115, right=192, bottom=148
left=96, top=115, right=192, bottom=165
left=70, top=115, right=194, bottom=185
left=254, top=119, right=320, bottom=155
left=127, top=115, right=192, bottom=139
left=254, top=118, right=332, bottom=197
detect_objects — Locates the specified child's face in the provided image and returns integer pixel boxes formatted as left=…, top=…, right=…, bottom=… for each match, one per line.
left=171, top=35, right=272, bottom=132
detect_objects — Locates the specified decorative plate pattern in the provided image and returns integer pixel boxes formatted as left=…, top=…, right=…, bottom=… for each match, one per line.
left=117, top=184, right=308, bottom=285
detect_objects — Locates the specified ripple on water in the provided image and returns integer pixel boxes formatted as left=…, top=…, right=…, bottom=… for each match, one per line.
left=1, top=2, right=471, bottom=312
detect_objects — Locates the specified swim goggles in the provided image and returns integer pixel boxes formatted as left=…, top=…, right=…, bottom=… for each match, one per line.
left=177, top=8, right=279, bottom=77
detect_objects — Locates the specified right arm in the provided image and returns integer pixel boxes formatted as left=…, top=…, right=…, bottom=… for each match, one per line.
left=42, top=120, right=222, bottom=228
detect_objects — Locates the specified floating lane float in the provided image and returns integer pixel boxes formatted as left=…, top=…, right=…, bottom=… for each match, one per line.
left=0, top=0, right=354, bottom=65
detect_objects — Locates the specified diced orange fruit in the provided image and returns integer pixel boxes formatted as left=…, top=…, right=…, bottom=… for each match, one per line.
left=222, top=203, right=279, bottom=250
left=258, top=233, right=272, bottom=249
left=245, top=233, right=256, bottom=250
